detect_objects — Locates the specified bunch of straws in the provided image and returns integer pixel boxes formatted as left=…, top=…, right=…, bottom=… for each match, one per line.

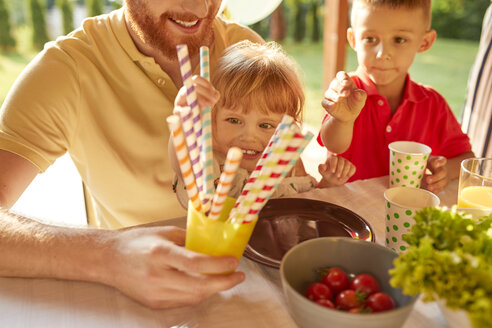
left=167, top=44, right=313, bottom=223
left=227, top=116, right=313, bottom=224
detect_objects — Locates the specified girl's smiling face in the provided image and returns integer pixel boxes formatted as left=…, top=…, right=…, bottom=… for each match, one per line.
left=213, top=106, right=285, bottom=172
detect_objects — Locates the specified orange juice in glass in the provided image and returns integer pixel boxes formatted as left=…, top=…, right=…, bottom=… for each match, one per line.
left=185, top=197, right=257, bottom=260
left=458, top=158, right=492, bottom=210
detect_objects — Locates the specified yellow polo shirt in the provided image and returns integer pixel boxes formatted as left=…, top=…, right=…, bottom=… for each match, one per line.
left=0, top=9, right=262, bottom=229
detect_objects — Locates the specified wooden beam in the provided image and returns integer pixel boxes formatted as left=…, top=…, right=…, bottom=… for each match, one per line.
left=322, top=0, right=349, bottom=91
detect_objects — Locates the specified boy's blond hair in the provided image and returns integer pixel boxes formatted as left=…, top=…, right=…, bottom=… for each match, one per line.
left=211, top=40, right=304, bottom=122
left=351, top=0, right=432, bottom=29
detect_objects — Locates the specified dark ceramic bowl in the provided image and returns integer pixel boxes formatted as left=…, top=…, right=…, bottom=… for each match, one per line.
left=244, top=198, right=374, bottom=268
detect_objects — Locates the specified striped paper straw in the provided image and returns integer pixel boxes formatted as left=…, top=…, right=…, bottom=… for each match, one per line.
left=240, top=131, right=314, bottom=223
left=230, top=124, right=302, bottom=222
left=208, top=147, right=242, bottom=220
left=200, top=46, right=214, bottom=206
left=229, top=115, right=294, bottom=218
left=176, top=44, right=203, bottom=157
left=176, top=106, right=204, bottom=201
left=167, top=115, right=202, bottom=212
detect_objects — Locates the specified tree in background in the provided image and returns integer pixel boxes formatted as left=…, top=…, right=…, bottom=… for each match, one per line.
left=270, top=3, right=287, bottom=42
left=0, top=0, right=16, bottom=52
left=29, top=0, right=50, bottom=50
left=57, top=0, right=74, bottom=35
left=293, top=0, right=307, bottom=42
left=310, top=0, right=321, bottom=42
left=108, top=0, right=121, bottom=10
left=250, top=19, right=270, bottom=40
left=86, top=0, right=103, bottom=17
left=432, top=0, right=490, bottom=41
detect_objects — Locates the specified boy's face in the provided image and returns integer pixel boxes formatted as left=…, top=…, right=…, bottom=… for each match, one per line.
left=213, top=106, right=284, bottom=172
left=348, top=3, right=436, bottom=89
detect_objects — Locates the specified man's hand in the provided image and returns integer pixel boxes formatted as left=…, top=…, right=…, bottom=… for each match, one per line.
left=317, top=155, right=356, bottom=188
left=174, top=75, right=220, bottom=113
left=322, top=71, right=366, bottom=123
left=104, top=226, right=244, bottom=309
left=422, top=156, right=449, bottom=194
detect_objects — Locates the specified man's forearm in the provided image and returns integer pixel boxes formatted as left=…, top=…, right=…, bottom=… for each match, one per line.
left=0, top=207, right=112, bottom=284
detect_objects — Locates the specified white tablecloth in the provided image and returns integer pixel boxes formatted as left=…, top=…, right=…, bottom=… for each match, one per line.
left=0, top=176, right=458, bottom=327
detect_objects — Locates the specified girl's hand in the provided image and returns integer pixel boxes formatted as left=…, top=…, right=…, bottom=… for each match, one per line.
left=174, top=76, right=220, bottom=113
left=317, top=155, right=356, bottom=188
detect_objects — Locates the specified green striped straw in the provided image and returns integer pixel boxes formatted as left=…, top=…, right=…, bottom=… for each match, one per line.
left=200, top=46, right=214, bottom=210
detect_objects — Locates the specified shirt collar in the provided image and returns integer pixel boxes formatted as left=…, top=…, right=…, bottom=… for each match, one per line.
left=354, top=69, right=428, bottom=103
left=111, top=8, right=155, bottom=63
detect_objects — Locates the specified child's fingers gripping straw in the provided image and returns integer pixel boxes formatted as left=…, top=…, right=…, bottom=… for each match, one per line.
left=191, top=75, right=220, bottom=110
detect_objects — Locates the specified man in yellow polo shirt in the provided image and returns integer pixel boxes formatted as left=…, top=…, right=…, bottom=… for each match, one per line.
left=0, top=0, right=263, bottom=308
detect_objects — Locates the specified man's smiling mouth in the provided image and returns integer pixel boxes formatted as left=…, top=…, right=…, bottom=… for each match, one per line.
left=170, top=18, right=199, bottom=28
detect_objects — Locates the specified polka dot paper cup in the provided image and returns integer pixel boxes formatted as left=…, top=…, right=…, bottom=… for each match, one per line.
left=383, top=187, right=440, bottom=253
left=388, top=141, right=431, bottom=188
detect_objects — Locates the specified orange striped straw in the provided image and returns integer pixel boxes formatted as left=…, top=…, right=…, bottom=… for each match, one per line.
left=208, top=147, right=243, bottom=220
left=167, top=115, right=202, bottom=212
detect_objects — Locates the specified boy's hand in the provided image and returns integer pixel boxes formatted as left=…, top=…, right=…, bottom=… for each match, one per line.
left=322, top=71, right=366, bottom=123
left=422, top=156, right=449, bottom=194
left=317, top=155, right=356, bottom=188
left=174, top=75, right=220, bottom=112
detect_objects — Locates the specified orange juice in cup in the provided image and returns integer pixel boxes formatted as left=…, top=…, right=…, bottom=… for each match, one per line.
left=458, top=158, right=492, bottom=210
left=457, top=186, right=492, bottom=209
left=185, top=197, right=257, bottom=260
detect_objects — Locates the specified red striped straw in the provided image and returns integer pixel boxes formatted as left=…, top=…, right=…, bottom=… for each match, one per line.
left=229, top=115, right=294, bottom=218
left=230, top=124, right=302, bottom=223
left=208, top=147, right=243, bottom=220
left=167, top=115, right=202, bottom=212
left=176, top=44, right=203, bottom=174
left=200, top=46, right=214, bottom=208
left=239, top=131, right=314, bottom=223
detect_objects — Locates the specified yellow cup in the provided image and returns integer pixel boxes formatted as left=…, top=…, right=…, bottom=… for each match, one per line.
left=185, top=197, right=258, bottom=259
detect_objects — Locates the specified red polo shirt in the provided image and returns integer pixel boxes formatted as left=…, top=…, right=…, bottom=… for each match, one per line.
left=317, top=73, right=472, bottom=182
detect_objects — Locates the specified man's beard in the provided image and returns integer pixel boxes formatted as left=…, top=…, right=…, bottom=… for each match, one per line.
left=125, top=1, right=216, bottom=59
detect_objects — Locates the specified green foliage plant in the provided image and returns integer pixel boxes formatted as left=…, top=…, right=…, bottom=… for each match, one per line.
left=0, top=0, right=16, bottom=52
left=57, top=0, right=74, bottom=35
left=310, top=0, right=320, bottom=42
left=29, top=0, right=50, bottom=50
left=432, top=0, right=490, bottom=41
left=293, top=0, right=307, bottom=42
left=86, top=0, right=103, bottom=17
left=390, top=207, right=492, bottom=328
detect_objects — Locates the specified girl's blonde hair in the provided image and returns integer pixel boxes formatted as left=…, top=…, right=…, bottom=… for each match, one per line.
left=211, top=40, right=304, bottom=122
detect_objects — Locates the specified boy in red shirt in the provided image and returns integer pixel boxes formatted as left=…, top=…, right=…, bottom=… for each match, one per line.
left=318, top=0, right=474, bottom=194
